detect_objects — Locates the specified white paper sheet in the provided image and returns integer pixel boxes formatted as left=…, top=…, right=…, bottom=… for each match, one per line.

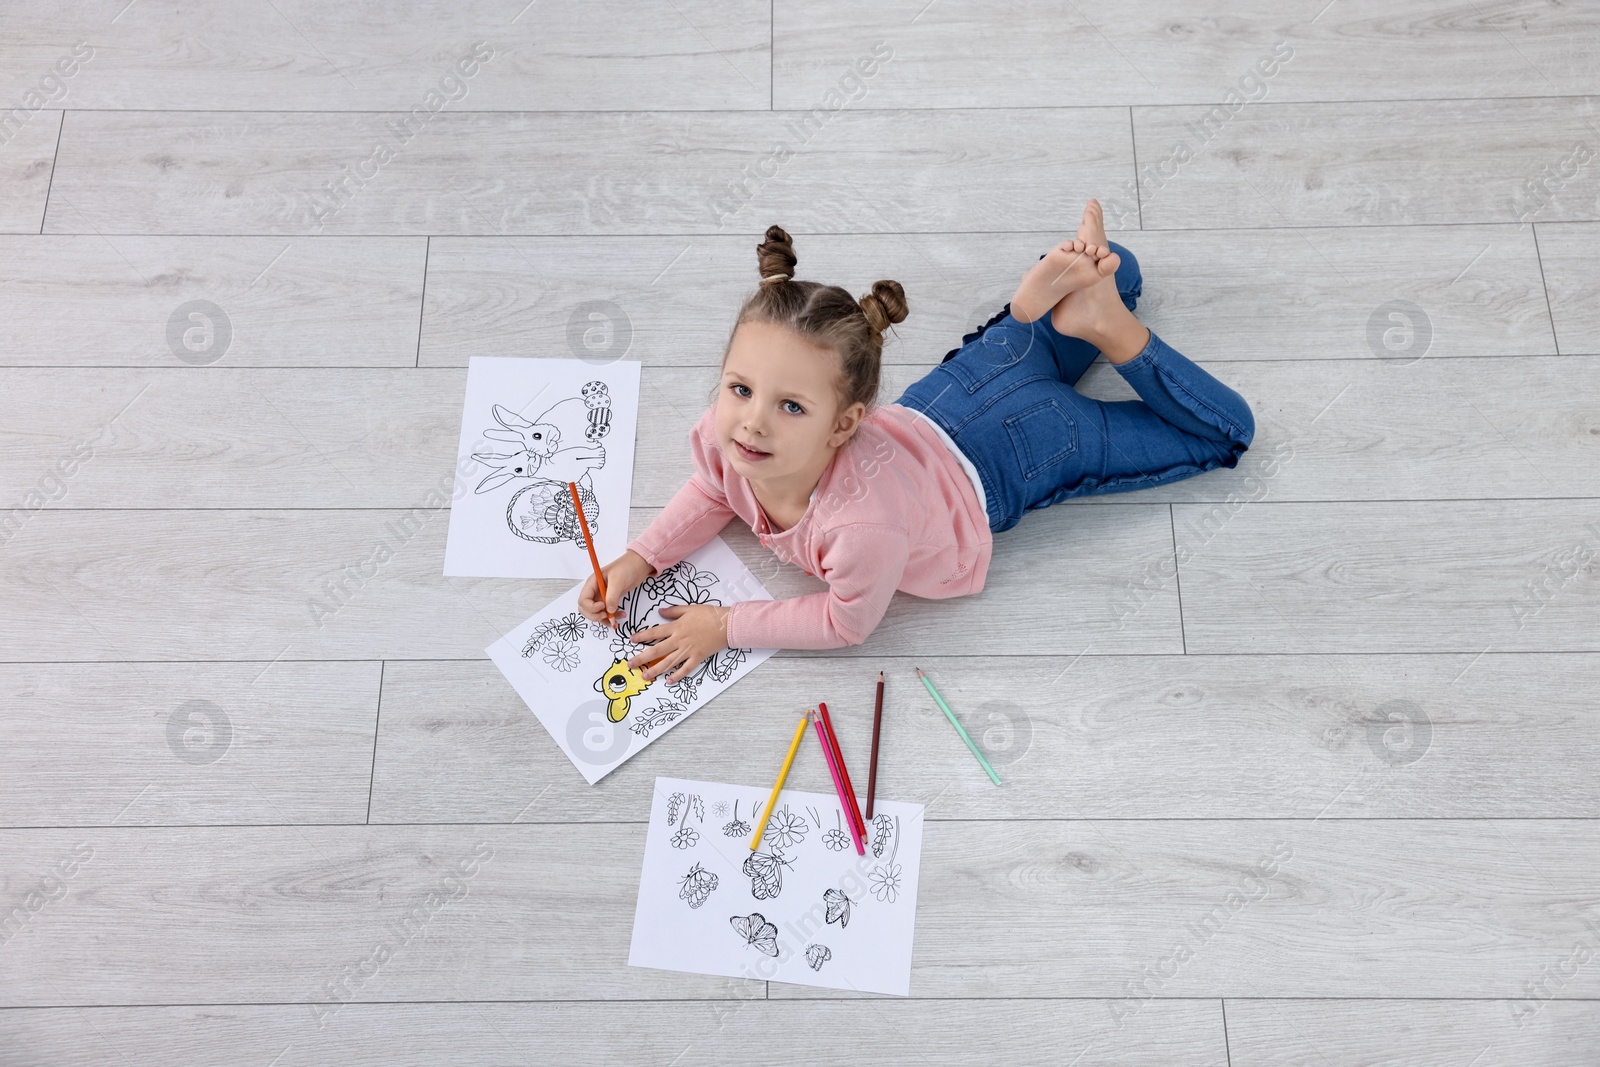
left=487, top=538, right=778, bottom=784
left=445, top=356, right=640, bottom=579
left=629, top=776, right=925, bottom=996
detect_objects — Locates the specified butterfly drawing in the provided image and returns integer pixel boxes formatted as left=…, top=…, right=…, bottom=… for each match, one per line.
left=805, top=943, right=832, bottom=971
left=730, top=912, right=780, bottom=957
left=742, top=848, right=793, bottom=901
left=823, top=888, right=854, bottom=929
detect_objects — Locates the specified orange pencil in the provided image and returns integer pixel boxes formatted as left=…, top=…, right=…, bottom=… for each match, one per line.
left=569, top=481, right=615, bottom=628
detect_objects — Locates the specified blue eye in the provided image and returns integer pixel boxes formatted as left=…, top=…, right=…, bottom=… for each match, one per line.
left=783, top=400, right=804, bottom=415
left=731, top=383, right=751, bottom=398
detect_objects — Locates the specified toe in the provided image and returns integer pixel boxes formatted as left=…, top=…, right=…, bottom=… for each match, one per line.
left=1098, top=251, right=1121, bottom=277
left=1081, top=199, right=1109, bottom=246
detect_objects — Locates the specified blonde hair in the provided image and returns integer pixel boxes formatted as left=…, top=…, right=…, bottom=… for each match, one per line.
left=723, top=225, right=908, bottom=410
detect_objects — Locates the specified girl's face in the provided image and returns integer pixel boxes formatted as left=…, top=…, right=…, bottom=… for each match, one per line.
left=715, top=320, right=864, bottom=485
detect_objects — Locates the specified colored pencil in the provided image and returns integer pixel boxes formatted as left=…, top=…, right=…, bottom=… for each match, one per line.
left=751, top=713, right=811, bottom=851
left=865, top=671, right=885, bottom=819
left=817, top=702, right=866, bottom=839
left=916, top=667, right=1001, bottom=786
left=568, top=480, right=614, bottom=628
left=811, top=710, right=865, bottom=855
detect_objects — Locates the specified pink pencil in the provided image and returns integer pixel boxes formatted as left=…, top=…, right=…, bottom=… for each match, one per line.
left=811, top=710, right=865, bottom=855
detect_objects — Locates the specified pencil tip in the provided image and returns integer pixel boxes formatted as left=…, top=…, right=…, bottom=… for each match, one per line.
left=915, top=667, right=925, bottom=678
left=878, top=670, right=884, bottom=681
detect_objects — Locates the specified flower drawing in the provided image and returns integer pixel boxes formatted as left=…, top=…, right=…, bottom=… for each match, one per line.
left=721, top=800, right=752, bottom=839
left=670, top=826, right=700, bottom=850
left=822, top=811, right=850, bottom=851
left=869, top=862, right=902, bottom=903
left=763, top=806, right=807, bottom=850
left=542, top=640, right=580, bottom=671
left=551, top=613, right=590, bottom=642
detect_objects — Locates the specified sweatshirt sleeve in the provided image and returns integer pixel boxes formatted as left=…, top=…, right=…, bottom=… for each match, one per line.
left=625, top=475, right=736, bottom=574
left=724, top=522, right=911, bottom=650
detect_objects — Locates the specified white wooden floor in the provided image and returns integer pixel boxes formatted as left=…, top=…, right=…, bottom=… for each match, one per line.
left=3, top=2, right=1599, bottom=1064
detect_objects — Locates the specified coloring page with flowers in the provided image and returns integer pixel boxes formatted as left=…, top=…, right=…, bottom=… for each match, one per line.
left=628, top=776, right=925, bottom=996
left=487, top=538, right=778, bottom=784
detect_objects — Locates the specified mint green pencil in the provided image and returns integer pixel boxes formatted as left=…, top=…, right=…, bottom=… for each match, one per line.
left=915, top=667, right=1001, bottom=785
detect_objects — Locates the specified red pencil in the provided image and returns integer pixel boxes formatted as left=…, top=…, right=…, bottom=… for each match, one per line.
left=818, top=702, right=867, bottom=840
left=811, top=711, right=865, bottom=855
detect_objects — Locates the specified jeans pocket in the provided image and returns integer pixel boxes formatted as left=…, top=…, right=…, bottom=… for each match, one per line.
left=1004, top=397, right=1078, bottom=480
left=944, top=327, right=1033, bottom=395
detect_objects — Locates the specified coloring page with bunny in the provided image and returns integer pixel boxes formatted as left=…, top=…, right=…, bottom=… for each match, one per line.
left=444, top=357, right=641, bottom=578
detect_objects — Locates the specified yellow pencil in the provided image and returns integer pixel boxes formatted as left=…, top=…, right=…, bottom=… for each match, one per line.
left=751, top=712, right=811, bottom=851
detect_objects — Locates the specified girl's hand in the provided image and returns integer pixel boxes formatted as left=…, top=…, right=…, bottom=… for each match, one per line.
left=578, top=550, right=655, bottom=627
left=628, top=604, right=730, bottom=684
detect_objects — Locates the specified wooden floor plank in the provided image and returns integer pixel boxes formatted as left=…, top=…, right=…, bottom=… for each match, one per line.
left=0, top=504, right=1180, bottom=660
left=1535, top=222, right=1600, bottom=356
left=1227, top=999, right=1600, bottom=1067
left=368, top=653, right=1600, bottom=825
left=0, top=1, right=770, bottom=111
left=1134, top=98, right=1600, bottom=228
left=0, top=236, right=427, bottom=367
left=0, top=662, right=379, bottom=827
left=0, top=825, right=754, bottom=1004
left=1173, top=500, right=1600, bottom=654
left=1125, top=224, right=1554, bottom=360
left=0, top=367, right=467, bottom=510
left=3, top=821, right=1595, bottom=1002
left=0, top=1000, right=1227, bottom=1067
left=1072, top=355, right=1600, bottom=505
left=771, top=819, right=1600, bottom=999
left=0, top=108, right=60, bottom=233
left=418, top=224, right=1554, bottom=368
left=41, top=109, right=1134, bottom=235
left=5, top=350, right=1594, bottom=512
left=775, top=0, right=1600, bottom=108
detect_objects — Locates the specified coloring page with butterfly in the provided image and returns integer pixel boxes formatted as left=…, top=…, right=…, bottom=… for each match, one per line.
left=445, top=357, right=641, bottom=579
left=487, top=538, right=778, bottom=784
left=629, top=777, right=925, bottom=996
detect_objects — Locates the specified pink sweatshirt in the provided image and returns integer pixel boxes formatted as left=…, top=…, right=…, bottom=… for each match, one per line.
left=626, top=403, right=993, bottom=649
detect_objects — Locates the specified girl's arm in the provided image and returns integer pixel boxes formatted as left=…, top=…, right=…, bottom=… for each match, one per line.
left=625, top=475, right=736, bottom=575
left=587, top=475, right=735, bottom=629
left=629, top=522, right=909, bottom=680
left=725, top=522, right=912, bottom=650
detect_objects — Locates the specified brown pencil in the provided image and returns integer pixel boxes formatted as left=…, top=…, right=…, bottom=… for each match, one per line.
left=865, top=670, right=885, bottom=819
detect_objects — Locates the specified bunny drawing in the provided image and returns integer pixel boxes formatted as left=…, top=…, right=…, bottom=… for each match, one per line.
left=470, top=382, right=615, bottom=547
left=472, top=401, right=607, bottom=492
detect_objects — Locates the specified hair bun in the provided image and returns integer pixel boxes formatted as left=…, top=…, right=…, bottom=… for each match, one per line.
left=757, top=225, right=798, bottom=285
left=858, top=279, right=908, bottom=335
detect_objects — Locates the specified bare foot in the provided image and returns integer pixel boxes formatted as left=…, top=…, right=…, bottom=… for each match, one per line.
left=1049, top=201, right=1149, bottom=363
left=1007, top=199, right=1122, bottom=324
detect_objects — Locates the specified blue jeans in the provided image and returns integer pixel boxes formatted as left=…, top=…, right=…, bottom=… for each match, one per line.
left=896, top=242, right=1256, bottom=533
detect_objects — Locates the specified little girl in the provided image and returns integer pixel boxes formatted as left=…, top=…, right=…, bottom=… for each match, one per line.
left=578, top=199, right=1255, bottom=682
